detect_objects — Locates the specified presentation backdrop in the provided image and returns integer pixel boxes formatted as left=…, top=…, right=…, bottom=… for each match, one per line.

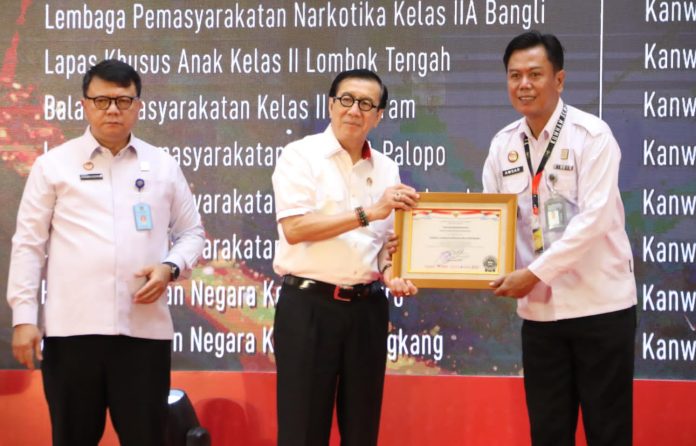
left=0, top=0, right=694, bottom=380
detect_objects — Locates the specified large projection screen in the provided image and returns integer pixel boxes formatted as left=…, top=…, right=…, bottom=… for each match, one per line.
left=0, top=1, right=694, bottom=381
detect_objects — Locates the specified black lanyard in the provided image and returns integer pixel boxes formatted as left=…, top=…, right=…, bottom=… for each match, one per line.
left=523, top=104, right=567, bottom=216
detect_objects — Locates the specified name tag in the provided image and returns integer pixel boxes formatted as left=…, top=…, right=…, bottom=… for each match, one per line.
left=502, top=166, right=523, bottom=177
left=79, top=173, right=103, bottom=181
left=553, top=164, right=574, bottom=171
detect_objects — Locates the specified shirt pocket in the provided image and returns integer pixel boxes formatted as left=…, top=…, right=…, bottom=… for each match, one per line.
left=501, top=170, right=530, bottom=225
left=500, top=171, right=529, bottom=194
left=141, top=177, right=174, bottom=227
left=316, top=185, right=345, bottom=215
left=547, top=170, right=578, bottom=204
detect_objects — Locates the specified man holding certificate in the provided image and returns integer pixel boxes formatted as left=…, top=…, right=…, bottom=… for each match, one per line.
left=482, top=31, right=637, bottom=446
left=271, top=69, right=418, bottom=446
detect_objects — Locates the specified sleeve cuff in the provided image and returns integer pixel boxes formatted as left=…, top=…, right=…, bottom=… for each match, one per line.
left=12, top=302, right=39, bottom=327
left=162, top=255, right=189, bottom=279
left=528, top=260, right=555, bottom=286
left=277, top=207, right=310, bottom=221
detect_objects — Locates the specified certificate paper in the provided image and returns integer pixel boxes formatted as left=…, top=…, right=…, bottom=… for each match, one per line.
left=409, top=209, right=501, bottom=274
left=393, top=193, right=517, bottom=289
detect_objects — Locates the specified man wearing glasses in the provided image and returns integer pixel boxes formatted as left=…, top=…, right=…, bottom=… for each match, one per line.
left=272, top=69, right=419, bottom=446
left=7, top=59, right=205, bottom=445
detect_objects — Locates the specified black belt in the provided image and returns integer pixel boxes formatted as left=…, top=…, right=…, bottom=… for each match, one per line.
left=282, top=275, right=382, bottom=302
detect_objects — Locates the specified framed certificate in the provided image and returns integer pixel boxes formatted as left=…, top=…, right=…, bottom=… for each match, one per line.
left=392, top=192, right=517, bottom=289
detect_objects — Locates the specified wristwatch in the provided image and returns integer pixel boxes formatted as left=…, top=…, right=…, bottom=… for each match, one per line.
left=163, top=262, right=180, bottom=281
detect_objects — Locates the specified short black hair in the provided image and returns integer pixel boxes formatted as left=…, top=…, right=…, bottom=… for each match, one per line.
left=82, top=59, right=142, bottom=97
left=329, top=69, right=388, bottom=109
left=503, top=31, right=564, bottom=72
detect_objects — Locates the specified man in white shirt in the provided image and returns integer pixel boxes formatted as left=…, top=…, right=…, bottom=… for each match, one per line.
left=272, top=69, right=418, bottom=446
left=483, top=31, right=637, bottom=446
left=7, top=59, right=205, bottom=445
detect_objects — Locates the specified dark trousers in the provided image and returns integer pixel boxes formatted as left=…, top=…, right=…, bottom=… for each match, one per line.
left=522, top=306, right=636, bottom=446
left=41, top=335, right=171, bottom=446
left=274, top=281, right=389, bottom=446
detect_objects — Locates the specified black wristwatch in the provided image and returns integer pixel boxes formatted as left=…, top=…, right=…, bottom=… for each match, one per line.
left=163, top=262, right=180, bottom=281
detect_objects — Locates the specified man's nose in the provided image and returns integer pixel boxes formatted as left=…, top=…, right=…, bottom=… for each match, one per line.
left=347, top=101, right=362, bottom=115
left=520, top=76, right=533, bottom=88
left=106, top=101, right=121, bottom=112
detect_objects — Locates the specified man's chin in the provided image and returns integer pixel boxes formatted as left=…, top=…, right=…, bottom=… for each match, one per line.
left=339, top=125, right=364, bottom=134
left=513, top=102, right=537, bottom=115
left=93, top=130, right=129, bottom=141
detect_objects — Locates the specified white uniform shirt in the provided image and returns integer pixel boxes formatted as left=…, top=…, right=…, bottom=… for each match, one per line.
left=272, top=125, right=400, bottom=286
left=7, top=128, right=205, bottom=339
left=483, top=100, right=637, bottom=321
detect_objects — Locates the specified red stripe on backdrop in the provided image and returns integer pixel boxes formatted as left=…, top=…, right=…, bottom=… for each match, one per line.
left=0, top=371, right=694, bottom=445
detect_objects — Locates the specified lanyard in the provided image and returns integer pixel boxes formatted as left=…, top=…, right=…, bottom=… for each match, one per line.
left=523, top=104, right=567, bottom=217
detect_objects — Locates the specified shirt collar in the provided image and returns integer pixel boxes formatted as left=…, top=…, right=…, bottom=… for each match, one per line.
left=518, top=98, right=565, bottom=143
left=320, top=125, right=373, bottom=162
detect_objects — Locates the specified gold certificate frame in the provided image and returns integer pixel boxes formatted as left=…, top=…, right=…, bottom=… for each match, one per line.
left=392, top=192, right=517, bottom=289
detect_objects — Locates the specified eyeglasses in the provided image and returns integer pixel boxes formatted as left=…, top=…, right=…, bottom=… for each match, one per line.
left=84, top=95, right=138, bottom=110
left=332, top=94, right=379, bottom=112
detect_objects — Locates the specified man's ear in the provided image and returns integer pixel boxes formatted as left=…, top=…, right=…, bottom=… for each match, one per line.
left=374, top=110, right=384, bottom=128
left=555, top=69, right=565, bottom=94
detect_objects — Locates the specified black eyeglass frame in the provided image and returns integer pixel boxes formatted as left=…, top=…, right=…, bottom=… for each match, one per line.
left=332, top=94, right=379, bottom=112
left=84, top=95, right=139, bottom=111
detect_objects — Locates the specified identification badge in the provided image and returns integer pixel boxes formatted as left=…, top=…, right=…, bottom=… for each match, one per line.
left=133, top=203, right=153, bottom=231
left=531, top=214, right=544, bottom=254
left=545, top=196, right=567, bottom=231
left=542, top=193, right=577, bottom=249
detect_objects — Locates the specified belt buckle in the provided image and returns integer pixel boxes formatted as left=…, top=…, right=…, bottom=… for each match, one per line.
left=333, top=285, right=353, bottom=302
left=298, top=279, right=313, bottom=290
